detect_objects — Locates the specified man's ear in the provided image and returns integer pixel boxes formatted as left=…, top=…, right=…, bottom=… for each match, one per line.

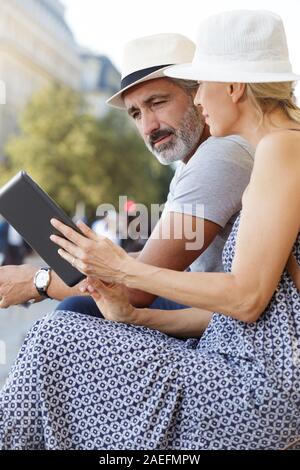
left=227, top=83, right=246, bottom=104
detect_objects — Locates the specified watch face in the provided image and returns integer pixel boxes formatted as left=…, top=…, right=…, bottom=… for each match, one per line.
left=36, top=270, right=49, bottom=289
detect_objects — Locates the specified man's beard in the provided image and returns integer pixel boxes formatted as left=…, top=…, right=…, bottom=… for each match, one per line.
left=145, top=104, right=205, bottom=165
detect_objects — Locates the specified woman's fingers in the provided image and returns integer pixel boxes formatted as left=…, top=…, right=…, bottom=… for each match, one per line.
left=76, top=220, right=99, bottom=241
left=51, top=219, right=112, bottom=259
left=50, top=219, right=90, bottom=246
left=79, top=285, right=88, bottom=293
left=79, top=279, right=89, bottom=293
left=57, top=249, right=87, bottom=273
left=50, top=220, right=128, bottom=284
left=87, top=278, right=109, bottom=294
left=50, top=234, right=81, bottom=258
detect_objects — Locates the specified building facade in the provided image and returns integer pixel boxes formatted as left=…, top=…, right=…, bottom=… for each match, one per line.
left=80, top=51, right=120, bottom=118
left=0, top=0, right=81, bottom=153
left=0, top=0, right=120, bottom=157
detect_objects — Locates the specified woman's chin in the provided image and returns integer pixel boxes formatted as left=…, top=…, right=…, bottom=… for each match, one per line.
left=209, top=128, right=224, bottom=137
left=209, top=126, right=233, bottom=138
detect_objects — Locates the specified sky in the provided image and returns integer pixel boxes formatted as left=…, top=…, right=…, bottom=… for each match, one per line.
left=62, top=0, right=300, bottom=97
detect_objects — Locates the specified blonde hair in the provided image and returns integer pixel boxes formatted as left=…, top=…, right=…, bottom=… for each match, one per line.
left=246, top=82, right=300, bottom=126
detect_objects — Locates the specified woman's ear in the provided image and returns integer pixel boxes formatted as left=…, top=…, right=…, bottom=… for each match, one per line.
left=227, top=83, right=246, bottom=104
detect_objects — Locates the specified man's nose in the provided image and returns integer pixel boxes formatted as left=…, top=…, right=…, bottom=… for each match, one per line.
left=141, top=112, right=160, bottom=137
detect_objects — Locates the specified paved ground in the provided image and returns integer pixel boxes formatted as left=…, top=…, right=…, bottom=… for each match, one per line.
left=0, top=254, right=59, bottom=387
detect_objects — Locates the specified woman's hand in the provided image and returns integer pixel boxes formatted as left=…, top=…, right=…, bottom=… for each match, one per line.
left=80, top=277, right=137, bottom=324
left=50, top=219, right=133, bottom=284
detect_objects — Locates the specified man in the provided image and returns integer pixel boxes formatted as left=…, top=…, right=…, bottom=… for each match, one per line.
left=0, top=33, right=254, bottom=314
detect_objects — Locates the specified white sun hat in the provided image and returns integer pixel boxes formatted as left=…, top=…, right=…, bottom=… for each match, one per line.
left=165, top=10, right=300, bottom=83
left=106, top=33, right=196, bottom=109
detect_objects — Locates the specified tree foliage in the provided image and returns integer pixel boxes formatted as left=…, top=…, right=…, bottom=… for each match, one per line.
left=1, top=83, right=173, bottom=218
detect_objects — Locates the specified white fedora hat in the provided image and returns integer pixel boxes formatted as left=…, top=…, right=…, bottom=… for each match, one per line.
left=165, top=10, right=300, bottom=83
left=106, top=33, right=196, bottom=109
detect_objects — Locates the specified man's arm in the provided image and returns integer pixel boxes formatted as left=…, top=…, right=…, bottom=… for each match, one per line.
left=0, top=264, right=86, bottom=308
left=46, top=270, right=86, bottom=300
left=129, top=212, right=221, bottom=306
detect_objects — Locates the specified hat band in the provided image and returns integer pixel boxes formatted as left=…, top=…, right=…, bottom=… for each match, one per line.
left=121, top=64, right=173, bottom=90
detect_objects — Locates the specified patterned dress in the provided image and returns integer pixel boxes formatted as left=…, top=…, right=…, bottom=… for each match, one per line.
left=0, top=214, right=299, bottom=450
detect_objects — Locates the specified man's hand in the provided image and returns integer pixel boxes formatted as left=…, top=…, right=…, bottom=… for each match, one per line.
left=0, top=265, right=41, bottom=308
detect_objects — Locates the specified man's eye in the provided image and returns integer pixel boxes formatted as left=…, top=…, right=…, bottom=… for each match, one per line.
left=153, top=101, right=166, bottom=106
left=132, top=112, right=141, bottom=120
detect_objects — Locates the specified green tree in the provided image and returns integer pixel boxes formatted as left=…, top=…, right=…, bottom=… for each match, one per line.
left=2, top=83, right=173, bottom=219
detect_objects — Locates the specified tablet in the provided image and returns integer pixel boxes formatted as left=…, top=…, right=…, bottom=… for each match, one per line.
left=0, top=171, right=85, bottom=287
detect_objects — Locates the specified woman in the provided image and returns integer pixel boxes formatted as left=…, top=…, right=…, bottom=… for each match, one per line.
left=1, top=10, right=300, bottom=450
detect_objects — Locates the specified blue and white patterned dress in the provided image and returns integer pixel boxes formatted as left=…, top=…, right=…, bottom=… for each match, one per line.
left=0, top=214, right=299, bottom=450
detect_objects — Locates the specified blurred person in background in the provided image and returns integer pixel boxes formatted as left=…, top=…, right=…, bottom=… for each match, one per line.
left=92, top=210, right=120, bottom=246
left=0, top=216, right=8, bottom=266
left=4, top=225, right=26, bottom=266
left=0, top=220, right=29, bottom=267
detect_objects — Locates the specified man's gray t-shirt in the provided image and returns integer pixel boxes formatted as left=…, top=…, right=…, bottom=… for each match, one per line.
left=162, top=135, right=254, bottom=273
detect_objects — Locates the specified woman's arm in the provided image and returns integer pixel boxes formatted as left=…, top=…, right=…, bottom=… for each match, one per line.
left=83, top=279, right=212, bottom=338
left=51, top=132, right=300, bottom=323
left=134, top=307, right=212, bottom=337
left=122, top=133, right=300, bottom=321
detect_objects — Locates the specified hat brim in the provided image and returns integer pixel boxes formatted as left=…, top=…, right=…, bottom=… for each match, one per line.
left=164, top=62, right=300, bottom=83
left=106, top=66, right=173, bottom=110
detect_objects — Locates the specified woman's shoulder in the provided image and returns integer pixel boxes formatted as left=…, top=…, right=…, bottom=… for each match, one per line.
left=255, top=129, right=300, bottom=168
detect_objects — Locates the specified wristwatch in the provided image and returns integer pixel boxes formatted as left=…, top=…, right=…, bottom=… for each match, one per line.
left=34, top=268, right=52, bottom=299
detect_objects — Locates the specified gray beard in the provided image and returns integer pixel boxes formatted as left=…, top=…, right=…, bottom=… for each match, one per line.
left=146, top=106, right=205, bottom=165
